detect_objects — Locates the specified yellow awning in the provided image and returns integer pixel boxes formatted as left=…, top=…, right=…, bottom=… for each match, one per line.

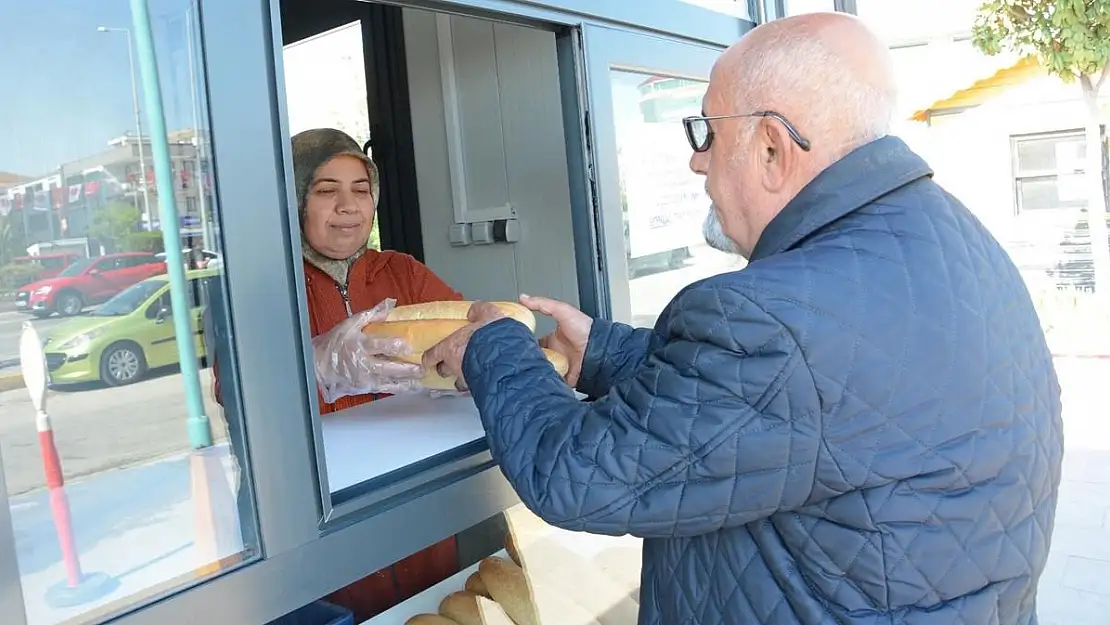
left=910, top=55, right=1044, bottom=122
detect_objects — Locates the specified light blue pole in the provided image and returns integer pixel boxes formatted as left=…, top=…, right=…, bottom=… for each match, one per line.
left=130, top=0, right=212, bottom=449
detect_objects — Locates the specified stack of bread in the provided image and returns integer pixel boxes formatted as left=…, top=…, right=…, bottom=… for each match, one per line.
left=404, top=532, right=603, bottom=625
left=363, top=301, right=569, bottom=391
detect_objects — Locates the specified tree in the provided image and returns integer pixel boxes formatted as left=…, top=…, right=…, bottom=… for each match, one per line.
left=0, top=212, right=29, bottom=264
left=972, top=1, right=1110, bottom=293
left=88, top=201, right=143, bottom=252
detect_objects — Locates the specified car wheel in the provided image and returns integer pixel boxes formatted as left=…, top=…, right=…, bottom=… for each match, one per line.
left=56, top=291, right=84, bottom=317
left=100, top=342, right=148, bottom=387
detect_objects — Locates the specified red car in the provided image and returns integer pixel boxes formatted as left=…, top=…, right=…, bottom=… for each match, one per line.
left=15, top=252, right=167, bottom=318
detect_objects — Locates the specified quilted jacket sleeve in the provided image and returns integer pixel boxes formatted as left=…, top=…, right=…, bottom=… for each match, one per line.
left=576, top=320, right=663, bottom=398
left=462, top=283, right=821, bottom=538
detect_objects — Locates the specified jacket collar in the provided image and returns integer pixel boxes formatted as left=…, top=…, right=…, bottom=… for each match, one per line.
left=748, top=135, right=934, bottom=262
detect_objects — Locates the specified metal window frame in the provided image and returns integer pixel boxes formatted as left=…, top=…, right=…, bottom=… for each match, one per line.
left=579, top=24, right=741, bottom=323
left=1010, top=128, right=1087, bottom=215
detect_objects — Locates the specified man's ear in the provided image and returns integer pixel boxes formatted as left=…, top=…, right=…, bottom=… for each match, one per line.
left=758, top=119, right=795, bottom=192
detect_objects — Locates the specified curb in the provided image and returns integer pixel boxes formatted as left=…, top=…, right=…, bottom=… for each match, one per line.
left=0, top=373, right=25, bottom=393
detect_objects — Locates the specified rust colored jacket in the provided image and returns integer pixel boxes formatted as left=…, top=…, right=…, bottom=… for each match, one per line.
left=211, top=249, right=464, bottom=621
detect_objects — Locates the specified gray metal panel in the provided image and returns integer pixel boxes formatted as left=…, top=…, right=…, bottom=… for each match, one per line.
left=105, top=468, right=519, bottom=625
left=581, top=24, right=729, bottom=323
left=0, top=449, right=28, bottom=625
left=371, top=0, right=752, bottom=48
left=556, top=28, right=609, bottom=319
left=198, top=0, right=323, bottom=555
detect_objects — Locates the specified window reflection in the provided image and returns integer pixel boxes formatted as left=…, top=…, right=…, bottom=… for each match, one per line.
left=609, top=70, right=746, bottom=328
left=0, top=1, right=257, bottom=623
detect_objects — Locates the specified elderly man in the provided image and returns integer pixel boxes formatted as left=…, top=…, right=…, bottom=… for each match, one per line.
left=425, top=12, right=1063, bottom=625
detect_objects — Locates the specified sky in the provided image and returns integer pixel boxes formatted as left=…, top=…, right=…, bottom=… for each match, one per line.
left=0, top=0, right=201, bottom=177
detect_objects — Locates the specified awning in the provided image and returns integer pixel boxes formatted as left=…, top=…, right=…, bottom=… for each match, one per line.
left=910, top=55, right=1043, bottom=122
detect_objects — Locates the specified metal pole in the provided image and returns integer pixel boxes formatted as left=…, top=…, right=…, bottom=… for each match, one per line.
left=125, top=29, right=154, bottom=230
left=130, top=0, right=212, bottom=449
left=185, top=3, right=213, bottom=252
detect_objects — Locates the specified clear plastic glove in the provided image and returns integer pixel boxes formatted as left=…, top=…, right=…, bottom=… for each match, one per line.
left=313, top=298, right=425, bottom=403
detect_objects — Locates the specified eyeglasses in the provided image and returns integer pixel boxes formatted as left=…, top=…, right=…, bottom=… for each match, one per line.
left=682, top=110, right=812, bottom=153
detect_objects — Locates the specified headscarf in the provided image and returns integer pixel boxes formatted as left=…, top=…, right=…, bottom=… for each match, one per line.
left=291, top=128, right=381, bottom=287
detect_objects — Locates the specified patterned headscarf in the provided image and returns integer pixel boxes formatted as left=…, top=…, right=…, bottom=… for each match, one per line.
left=291, top=128, right=381, bottom=286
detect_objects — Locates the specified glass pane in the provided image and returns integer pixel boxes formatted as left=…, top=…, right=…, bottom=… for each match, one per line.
left=676, top=0, right=750, bottom=19
left=785, top=0, right=837, bottom=15
left=852, top=6, right=1110, bottom=623
left=1017, top=177, right=1089, bottom=212
left=0, top=1, right=258, bottom=623
left=610, top=70, right=746, bottom=328
left=282, top=21, right=380, bottom=252
left=1015, top=134, right=1087, bottom=175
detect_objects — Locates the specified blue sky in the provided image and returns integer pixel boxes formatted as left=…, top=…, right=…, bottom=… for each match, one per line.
left=0, top=0, right=200, bottom=177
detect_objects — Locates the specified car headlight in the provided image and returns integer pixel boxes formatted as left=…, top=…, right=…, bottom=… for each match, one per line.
left=57, top=329, right=105, bottom=351
left=33, top=286, right=52, bottom=295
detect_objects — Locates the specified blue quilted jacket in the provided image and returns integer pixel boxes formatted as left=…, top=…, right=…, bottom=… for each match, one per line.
left=462, top=136, right=1064, bottom=625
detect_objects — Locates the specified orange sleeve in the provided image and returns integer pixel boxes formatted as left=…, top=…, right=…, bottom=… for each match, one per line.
left=408, top=258, right=464, bottom=303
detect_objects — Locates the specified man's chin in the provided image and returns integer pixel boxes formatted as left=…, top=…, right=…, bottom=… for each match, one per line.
left=703, top=206, right=743, bottom=257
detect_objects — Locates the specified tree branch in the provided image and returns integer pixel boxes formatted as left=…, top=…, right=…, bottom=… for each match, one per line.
left=1097, top=58, right=1110, bottom=94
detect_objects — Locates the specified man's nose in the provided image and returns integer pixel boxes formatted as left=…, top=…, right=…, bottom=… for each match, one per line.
left=689, top=150, right=708, bottom=175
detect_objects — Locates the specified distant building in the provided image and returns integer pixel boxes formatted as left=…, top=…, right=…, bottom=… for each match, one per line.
left=0, top=130, right=214, bottom=250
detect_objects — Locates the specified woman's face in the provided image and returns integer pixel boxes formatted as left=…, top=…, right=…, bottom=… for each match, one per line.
left=303, top=155, right=376, bottom=260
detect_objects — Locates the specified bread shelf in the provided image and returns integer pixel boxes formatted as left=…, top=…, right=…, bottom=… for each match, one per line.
left=361, top=550, right=510, bottom=625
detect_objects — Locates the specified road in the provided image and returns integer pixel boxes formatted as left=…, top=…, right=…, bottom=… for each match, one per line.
left=0, top=309, right=68, bottom=370
left=0, top=368, right=229, bottom=496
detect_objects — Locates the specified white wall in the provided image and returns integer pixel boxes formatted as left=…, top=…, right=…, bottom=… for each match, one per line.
left=912, top=75, right=1109, bottom=283
left=402, top=9, right=579, bottom=334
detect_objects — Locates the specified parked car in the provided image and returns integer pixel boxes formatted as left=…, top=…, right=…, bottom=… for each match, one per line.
left=11, top=252, right=81, bottom=280
left=42, top=268, right=217, bottom=387
left=155, top=248, right=223, bottom=270
left=14, top=252, right=167, bottom=318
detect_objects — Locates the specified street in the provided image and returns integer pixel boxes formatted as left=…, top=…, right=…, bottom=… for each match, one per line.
left=0, top=368, right=229, bottom=496
left=0, top=309, right=68, bottom=370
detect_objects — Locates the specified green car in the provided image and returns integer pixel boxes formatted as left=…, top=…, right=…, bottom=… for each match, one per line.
left=43, top=268, right=218, bottom=387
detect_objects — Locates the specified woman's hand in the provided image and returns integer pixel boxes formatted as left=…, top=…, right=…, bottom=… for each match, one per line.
left=312, top=298, right=425, bottom=402
left=519, top=294, right=592, bottom=387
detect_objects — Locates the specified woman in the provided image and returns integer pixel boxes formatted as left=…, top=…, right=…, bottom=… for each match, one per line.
left=211, top=127, right=464, bottom=620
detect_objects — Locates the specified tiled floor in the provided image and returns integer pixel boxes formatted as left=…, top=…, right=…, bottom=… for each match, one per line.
left=1035, top=358, right=1110, bottom=625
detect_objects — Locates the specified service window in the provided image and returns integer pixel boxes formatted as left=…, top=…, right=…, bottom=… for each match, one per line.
left=276, top=1, right=581, bottom=515
left=0, top=1, right=259, bottom=623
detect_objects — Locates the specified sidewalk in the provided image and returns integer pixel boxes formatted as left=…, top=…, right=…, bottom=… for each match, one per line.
left=10, top=445, right=246, bottom=625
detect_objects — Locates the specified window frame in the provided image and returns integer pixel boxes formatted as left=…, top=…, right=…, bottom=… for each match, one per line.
left=1010, top=129, right=1088, bottom=215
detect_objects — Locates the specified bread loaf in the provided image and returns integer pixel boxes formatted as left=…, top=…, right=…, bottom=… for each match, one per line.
left=478, top=556, right=540, bottom=625
left=362, top=300, right=569, bottom=390
left=387, top=300, right=537, bottom=331
left=505, top=531, right=522, bottom=567
left=438, top=590, right=515, bottom=625
left=405, top=615, right=460, bottom=625
left=438, top=591, right=483, bottom=625
left=464, top=571, right=490, bottom=597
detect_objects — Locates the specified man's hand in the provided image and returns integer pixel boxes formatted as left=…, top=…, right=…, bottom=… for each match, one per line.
left=519, top=293, right=592, bottom=387
left=421, top=301, right=507, bottom=391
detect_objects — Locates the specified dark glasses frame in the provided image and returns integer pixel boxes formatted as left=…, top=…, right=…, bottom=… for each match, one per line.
left=682, top=110, right=812, bottom=153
